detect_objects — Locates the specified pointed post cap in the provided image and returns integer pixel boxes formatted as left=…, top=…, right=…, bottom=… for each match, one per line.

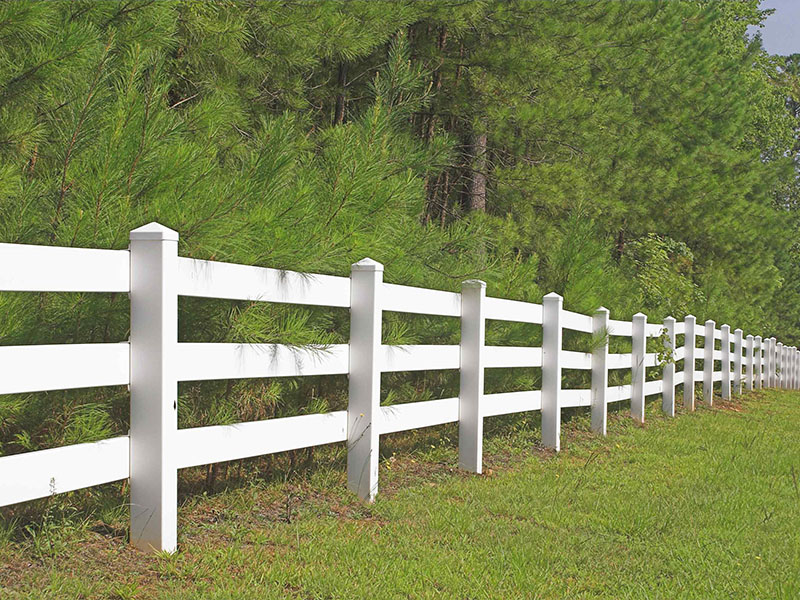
left=595, top=305, right=610, bottom=315
left=543, top=291, right=562, bottom=300
left=130, top=222, right=178, bottom=241
left=705, top=319, right=715, bottom=325
left=721, top=324, right=730, bottom=331
left=633, top=312, right=647, bottom=318
left=734, top=327, right=743, bottom=333
left=462, top=279, right=486, bottom=289
left=351, top=257, right=383, bottom=272
left=663, top=316, right=676, bottom=323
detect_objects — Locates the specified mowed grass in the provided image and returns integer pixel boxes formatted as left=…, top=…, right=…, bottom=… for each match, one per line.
left=2, top=390, right=800, bottom=599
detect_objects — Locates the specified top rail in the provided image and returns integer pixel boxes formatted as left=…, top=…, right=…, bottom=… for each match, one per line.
left=608, top=319, right=633, bottom=337
left=383, top=283, right=460, bottom=317
left=177, top=257, right=350, bottom=308
left=0, top=243, right=130, bottom=293
left=484, top=297, right=543, bottom=324
left=562, top=309, right=592, bottom=333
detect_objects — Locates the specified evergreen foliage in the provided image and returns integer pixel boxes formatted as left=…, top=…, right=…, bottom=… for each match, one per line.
left=0, top=1, right=798, bottom=500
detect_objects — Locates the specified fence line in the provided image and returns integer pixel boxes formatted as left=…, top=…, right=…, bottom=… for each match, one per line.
left=0, top=222, right=797, bottom=552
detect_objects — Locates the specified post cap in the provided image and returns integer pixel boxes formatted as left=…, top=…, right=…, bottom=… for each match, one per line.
left=746, top=334, right=753, bottom=339
left=129, top=222, right=179, bottom=241
left=734, top=328, right=743, bottom=333
left=721, top=324, right=730, bottom=330
left=705, top=319, right=715, bottom=326
left=595, top=306, right=610, bottom=315
left=351, top=258, right=384, bottom=272
left=462, top=279, right=487, bottom=289
left=543, top=291, right=562, bottom=300
left=663, top=316, right=675, bottom=323
left=633, top=312, right=647, bottom=319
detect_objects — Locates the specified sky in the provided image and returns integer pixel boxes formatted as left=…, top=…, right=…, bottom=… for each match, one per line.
left=750, top=0, right=800, bottom=56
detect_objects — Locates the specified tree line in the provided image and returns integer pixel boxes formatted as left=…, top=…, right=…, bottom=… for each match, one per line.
left=0, top=1, right=798, bottom=495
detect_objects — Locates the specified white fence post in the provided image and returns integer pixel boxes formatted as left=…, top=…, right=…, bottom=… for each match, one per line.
left=721, top=324, right=731, bottom=400
left=703, top=320, right=715, bottom=406
left=777, top=341, right=783, bottom=388
left=347, top=258, right=383, bottom=502
left=591, top=307, right=609, bottom=435
left=129, top=223, right=179, bottom=553
left=755, top=335, right=763, bottom=389
left=631, top=313, right=647, bottom=423
left=662, top=316, right=676, bottom=417
left=773, top=338, right=779, bottom=387
left=542, top=293, right=563, bottom=451
left=733, top=328, right=743, bottom=395
left=459, top=280, right=486, bottom=473
left=684, top=315, right=696, bottom=410
left=745, top=334, right=754, bottom=392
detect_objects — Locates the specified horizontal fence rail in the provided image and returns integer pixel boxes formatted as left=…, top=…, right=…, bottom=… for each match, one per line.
left=0, top=222, right=797, bottom=553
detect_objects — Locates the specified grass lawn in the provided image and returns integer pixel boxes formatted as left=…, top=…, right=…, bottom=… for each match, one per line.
left=2, top=389, right=800, bottom=599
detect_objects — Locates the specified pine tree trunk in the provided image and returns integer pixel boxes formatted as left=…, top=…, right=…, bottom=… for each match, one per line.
left=468, top=131, right=488, bottom=212
left=333, top=62, right=347, bottom=125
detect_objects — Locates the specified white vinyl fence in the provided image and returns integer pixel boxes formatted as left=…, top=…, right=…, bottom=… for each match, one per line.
left=0, top=222, right=797, bottom=553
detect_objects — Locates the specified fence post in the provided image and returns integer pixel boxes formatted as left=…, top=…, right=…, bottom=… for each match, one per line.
left=733, top=328, right=743, bottom=395
left=721, top=324, right=731, bottom=400
left=459, top=280, right=486, bottom=473
left=662, top=316, right=676, bottom=417
left=347, top=258, right=383, bottom=502
left=755, top=335, right=763, bottom=389
left=684, top=315, right=696, bottom=411
left=777, top=341, right=783, bottom=389
left=703, top=320, right=715, bottom=406
left=773, top=338, right=779, bottom=387
left=764, top=338, right=771, bottom=387
left=129, top=223, right=179, bottom=553
left=631, top=313, right=647, bottom=423
left=745, top=334, right=754, bottom=392
left=591, top=307, right=609, bottom=435
left=542, top=293, right=563, bottom=451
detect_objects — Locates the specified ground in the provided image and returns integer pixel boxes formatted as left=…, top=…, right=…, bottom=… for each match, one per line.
left=2, top=390, right=799, bottom=599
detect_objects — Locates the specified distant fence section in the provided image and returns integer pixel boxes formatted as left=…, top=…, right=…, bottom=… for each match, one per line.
left=0, top=223, right=797, bottom=552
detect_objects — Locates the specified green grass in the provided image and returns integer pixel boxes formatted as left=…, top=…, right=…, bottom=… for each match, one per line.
left=2, top=390, right=800, bottom=599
